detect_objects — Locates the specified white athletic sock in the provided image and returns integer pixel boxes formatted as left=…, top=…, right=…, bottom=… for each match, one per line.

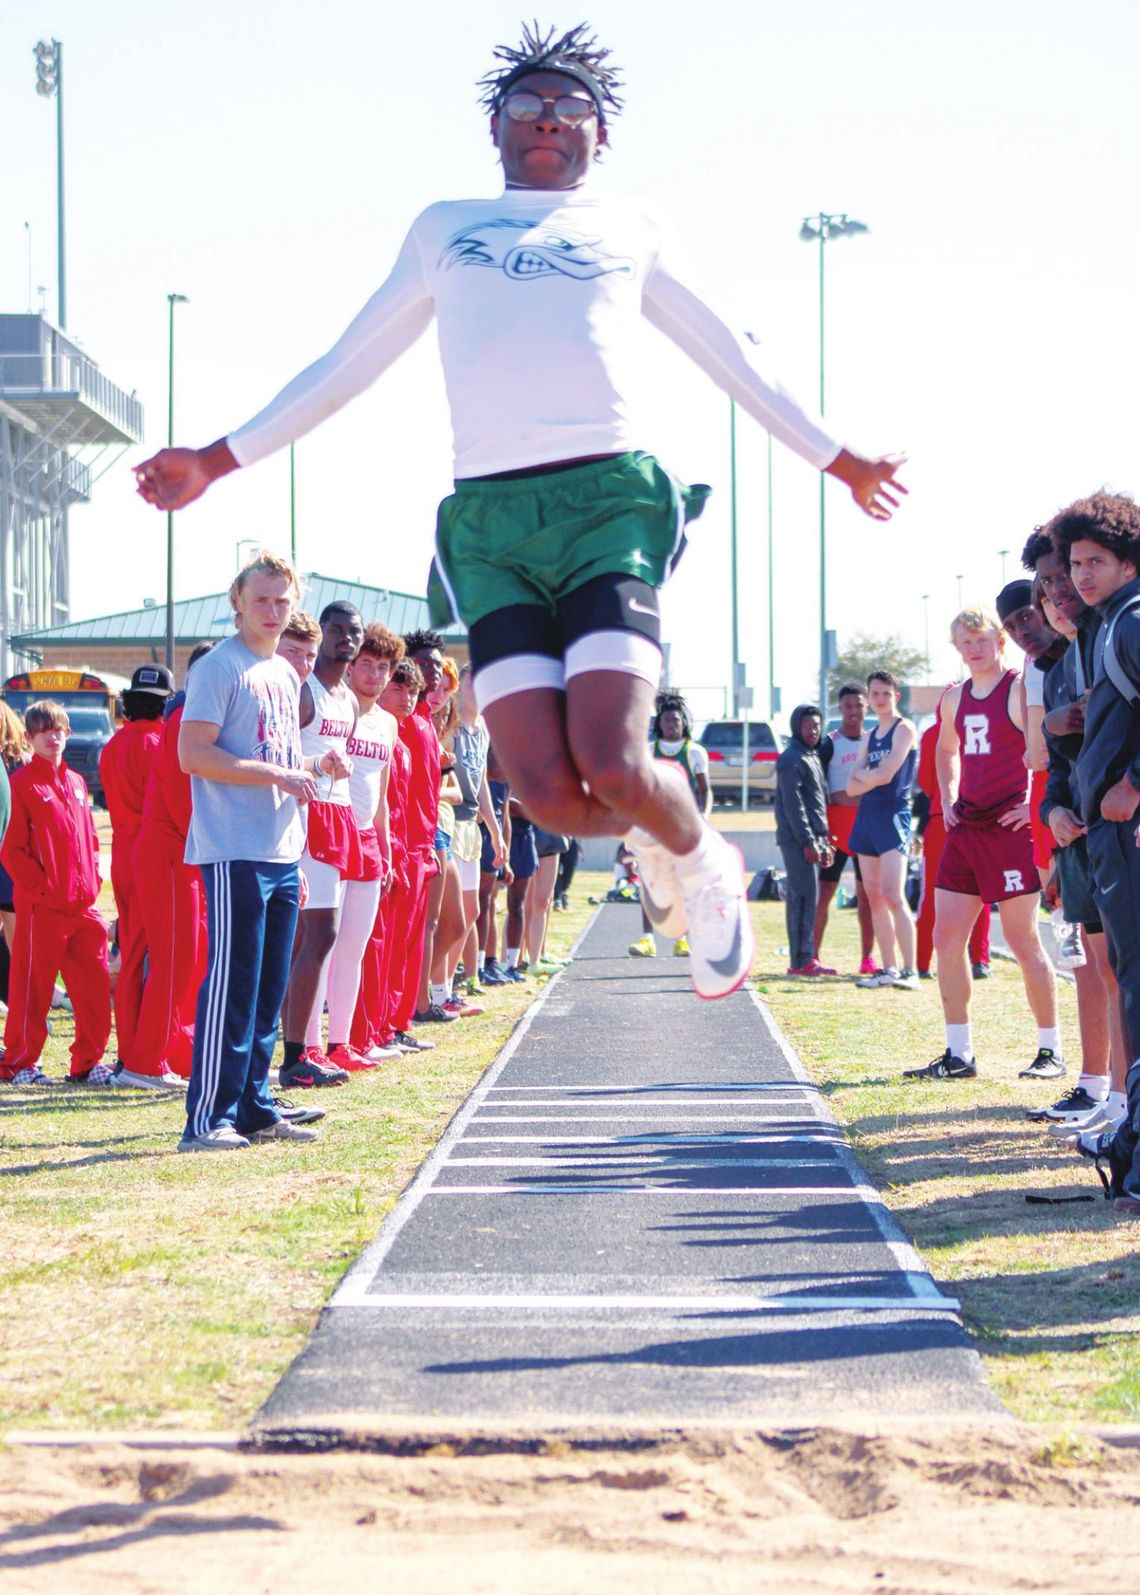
left=1106, top=1089, right=1127, bottom=1122
left=674, top=823, right=719, bottom=880
left=1077, top=1072, right=1109, bottom=1100
left=505, top=948, right=519, bottom=970
left=430, top=981, right=450, bottom=1007
left=1038, top=1027, right=1062, bottom=1055
left=947, top=1023, right=974, bottom=1062
left=477, top=951, right=486, bottom=973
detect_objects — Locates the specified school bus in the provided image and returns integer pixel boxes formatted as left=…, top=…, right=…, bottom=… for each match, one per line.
left=1, top=668, right=129, bottom=804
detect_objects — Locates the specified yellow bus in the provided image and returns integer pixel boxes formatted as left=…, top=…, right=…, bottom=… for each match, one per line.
left=1, top=668, right=130, bottom=803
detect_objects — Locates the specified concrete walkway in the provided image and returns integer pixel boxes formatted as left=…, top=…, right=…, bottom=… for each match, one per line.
left=254, top=906, right=1000, bottom=1440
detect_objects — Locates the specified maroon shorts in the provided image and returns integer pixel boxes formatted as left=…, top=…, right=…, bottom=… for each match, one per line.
left=355, top=824, right=384, bottom=884
left=305, top=800, right=362, bottom=880
left=936, top=819, right=1037, bottom=902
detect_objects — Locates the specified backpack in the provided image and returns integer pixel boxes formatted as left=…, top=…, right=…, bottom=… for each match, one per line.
left=1099, top=595, right=1140, bottom=704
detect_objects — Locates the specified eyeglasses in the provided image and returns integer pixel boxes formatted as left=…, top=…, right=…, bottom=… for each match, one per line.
left=500, top=90, right=598, bottom=128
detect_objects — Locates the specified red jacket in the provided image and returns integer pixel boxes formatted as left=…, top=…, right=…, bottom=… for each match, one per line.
left=100, top=719, right=162, bottom=856
left=917, top=722, right=942, bottom=820
left=138, top=705, right=192, bottom=849
left=1, top=755, right=101, bottom=910
left=398, top=702, right=441, bottom=854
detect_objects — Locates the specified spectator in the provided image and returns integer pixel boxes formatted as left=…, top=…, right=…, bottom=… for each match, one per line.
left=277, top=611, right=321, bottom=681
left=447, top=664, right=504, bottom=1001
left=99, top=665, right=175, bottom=1071
left=849, top=670, right=919, bottom=990
left=774, top=704, right=834, bottom=977
left=0, top=702, right=112, bottom=1086
left=630, top=691, right=708, bottom=959
left=420, top=656, right=464, bottom=1021
left=121, top=644, right=213, bottom=1088
left=996, top=578, right=1065, bottom=890
left=913, top=705, right=992, bottom=981
left=0, top=700, right=26, bottom=1012
left=177, top=550, right=320, bottom=1150
left=477, top=750, right=512, bottom=987
left=278, top=601, right=364, bottom=1087
left=815, top=682, right=876, bottom=974
left=905, top=607, right=1060, bottom=1083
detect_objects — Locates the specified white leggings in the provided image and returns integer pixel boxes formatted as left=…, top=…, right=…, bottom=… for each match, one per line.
left=306, top=876, right=382, bottom=1048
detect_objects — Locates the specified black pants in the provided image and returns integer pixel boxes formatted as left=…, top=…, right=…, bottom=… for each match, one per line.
left=778, top=840, right=819, bottom=970
left=1087, top=819, right=1140, bottom=1059
left=555, top=838, right=580, bottom=899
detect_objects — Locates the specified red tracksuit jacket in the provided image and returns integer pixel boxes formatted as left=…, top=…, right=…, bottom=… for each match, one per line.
left=1, top=754, right=101, bottom=909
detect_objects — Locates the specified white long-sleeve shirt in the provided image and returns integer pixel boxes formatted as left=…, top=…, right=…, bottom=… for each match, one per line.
left=228, top=188, right=840, bottom=480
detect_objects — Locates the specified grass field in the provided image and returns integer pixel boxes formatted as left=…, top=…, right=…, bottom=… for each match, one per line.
left=753, top=899, right=1139, bottom=1425
left=1, top=871, right=1135, bottom=1432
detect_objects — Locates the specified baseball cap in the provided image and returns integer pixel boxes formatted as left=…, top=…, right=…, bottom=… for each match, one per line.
left=129, top=665, right=175, bottom=696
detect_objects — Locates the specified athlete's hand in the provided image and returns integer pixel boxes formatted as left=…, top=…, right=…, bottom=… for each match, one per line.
left=997, top=802, right=1031, bottom=832
left=825, top=449, right=908, bottom=522
left=490, top=826, right=505, bottom=868
left=320, top=750, right=352, bottom=781
left=298, top=872, right=310, bottom=910
left=1043, top=870, right=1061, bottom=910
left=278, top=768, right=319, bottom=803
left=1048, top=807, right=1086, bottom=847
left=1100, top=775, right=1140, bottom=824
left=134, top=447, right=213, bottom=510
left=1044, top=697, right=1087, bottom=739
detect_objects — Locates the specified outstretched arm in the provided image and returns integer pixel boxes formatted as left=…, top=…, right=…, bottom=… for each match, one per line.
left=642, top=256, right=906, bottom=521
left=135, top=225, right=434, bottom=511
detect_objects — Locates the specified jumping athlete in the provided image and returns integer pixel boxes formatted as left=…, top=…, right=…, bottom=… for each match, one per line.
left=905, top=608, right=1061, bottom=1082
left=133, top=23, right=905, bottom=1001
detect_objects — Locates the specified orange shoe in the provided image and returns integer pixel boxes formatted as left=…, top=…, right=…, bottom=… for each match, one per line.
left=325, top=1042, right=377, bottom=1073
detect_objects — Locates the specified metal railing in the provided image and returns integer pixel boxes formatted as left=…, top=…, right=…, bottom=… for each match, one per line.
left=0, top=344, right=143, bottom=440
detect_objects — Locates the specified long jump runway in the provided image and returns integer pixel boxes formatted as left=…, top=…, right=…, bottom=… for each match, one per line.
left=255, top=905, right=1001, bottom=1438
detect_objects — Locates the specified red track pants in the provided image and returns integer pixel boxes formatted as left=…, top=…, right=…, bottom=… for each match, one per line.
left=130, top=832, right=207, bottom=1077
left=917, top=816, right=992, bottom=973
left=1, top=898, right=111, bottom=1076
left=351, top=886, right=400, bottom=1051
left=109, top=844, right=147, bottom=1064
left=387, top=850, right=435, bottom=1036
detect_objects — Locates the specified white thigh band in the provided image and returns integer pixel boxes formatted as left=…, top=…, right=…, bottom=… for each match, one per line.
left=474, top=653, right=565, bottom=711
left=564, top=629, right=663, bottom=686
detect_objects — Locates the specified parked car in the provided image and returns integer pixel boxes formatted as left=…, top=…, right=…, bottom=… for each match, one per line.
left=698, top=720, right=780, bottom=805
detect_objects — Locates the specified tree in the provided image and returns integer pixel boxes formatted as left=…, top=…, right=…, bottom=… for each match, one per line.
left=827, top=632, right=927, bottom=712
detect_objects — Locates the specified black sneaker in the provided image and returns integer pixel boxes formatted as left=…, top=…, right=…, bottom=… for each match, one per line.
left=903, top=1049, right=978, bottom=1081
left=482, top=962, right=508, bottom=987
left=1026, top=1084, right=1102, bottom=1123
left=503, top=966, right=526, bottom=984
left=273, top=1093, right=326, bottom=1125
left=1019, top=1048, right=1065, bottom=1080
left=971, top=961, right=991, bottom=980
left=918, top=969, right=934, bottom=980
left=279, top=1054, right=348, bottom=1089
left=413, top=1004, right=458, bottom=1024
left=393, top=1029, right=435, bottom=1052
left=1076, top=1122, right=1138, bottom=1209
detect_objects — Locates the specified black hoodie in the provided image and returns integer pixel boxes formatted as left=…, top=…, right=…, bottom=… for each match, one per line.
left=1076, top=575, right=1140, bottom=825
left=775, top=706, right=829, bottom=850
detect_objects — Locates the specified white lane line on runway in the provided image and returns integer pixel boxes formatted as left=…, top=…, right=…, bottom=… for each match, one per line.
left=445, top=1156, right=842, bottom=1168
left=458, top=1133, right=845, bottom=1146
left=329, top=1290, right=961, bottom=1312
left=747, top=988, right=945, bottom=1301
left=328, top=906, right=604, bottom=1307
left=486, top=1084, right=821, bottom=1094
left=473, top=1098, right=816, bottom=1109
left=471, top=1116, right=829, bottom=1129
left=426, top=1184, right=864, bottom=1196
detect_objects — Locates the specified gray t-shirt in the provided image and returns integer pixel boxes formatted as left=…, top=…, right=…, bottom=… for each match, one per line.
left=452, top=719, right=489, bottom=822
left=183, top=635, right=305, bottom=866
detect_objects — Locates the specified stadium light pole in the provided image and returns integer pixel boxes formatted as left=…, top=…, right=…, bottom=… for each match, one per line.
left=998, top=548, right=1009, bottom=583
left=799, top=212, right=868, bottom=717
left=289, top=443, right=297, bottom=566
left=921, top=593, right=931, bottom=684
left=33, top=39, right=65, bottom=328
left=166, top=293, right=189, bottom=673
left=728, top=399, right=739, bottom=714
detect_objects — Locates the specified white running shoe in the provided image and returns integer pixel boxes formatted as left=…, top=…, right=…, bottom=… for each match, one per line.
left=856, top=968, right=899, bottom=988
left=677, top=832, right=754, bottom=999
left=365, top=1043, right=403, bottom=1061
left=1048, top=1099, right=1117, bottom=1139
left=113, top=1067, right=184, bottom=1090
left=626, top=826, right=687, bottom=938
left=177, top=1125, right=250, bottom=1152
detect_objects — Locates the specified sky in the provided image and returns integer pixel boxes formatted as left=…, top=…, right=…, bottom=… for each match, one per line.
left=3, top=0, right=1138, bottom=723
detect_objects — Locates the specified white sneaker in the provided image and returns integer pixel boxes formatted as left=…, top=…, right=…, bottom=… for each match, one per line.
left=114, top=1067, right=184, bottom=1090
left=177, top=1125, right=251, bottom=1152
left=246, top=1119, right=319, bottom=1143
left=365, top=1043, right=403, bottom=1061
left=856, top=968, right=899, bottom=988
left=890, top=969, right=920, bottom=991
left=677, top=832, right=754, bottom=999
left=1048, top=1099, right=1116, bottom=1139
left=626, top=826, right=687, bottom=939
left=79, top=1062, right=120, bottom=1087
left=1051, top=909, right=1087, bottom=970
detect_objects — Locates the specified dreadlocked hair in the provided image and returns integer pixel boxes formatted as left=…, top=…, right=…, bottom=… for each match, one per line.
left=478, top=21, right=624, bottom=123
left=652, top=690, right=693, bottom=741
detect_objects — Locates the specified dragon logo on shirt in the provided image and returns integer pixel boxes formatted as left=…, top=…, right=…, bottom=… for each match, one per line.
left=439, top=219, right=635, bottom=282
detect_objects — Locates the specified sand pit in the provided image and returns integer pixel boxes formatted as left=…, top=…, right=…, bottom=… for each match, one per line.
left=2, top=1423, right=1139, bottom=1593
